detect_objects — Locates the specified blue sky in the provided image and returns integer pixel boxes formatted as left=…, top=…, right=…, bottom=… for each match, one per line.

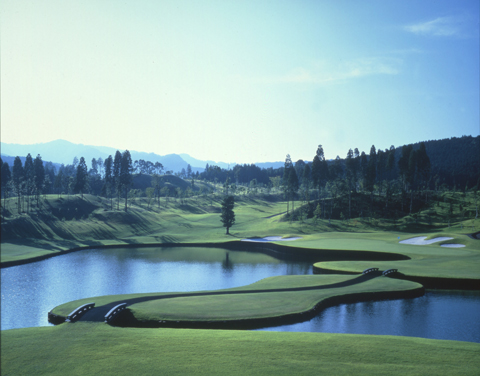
left=1, top=0, right=479, bottom=164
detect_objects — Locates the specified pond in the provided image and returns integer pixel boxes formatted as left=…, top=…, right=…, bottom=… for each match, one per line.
left=2, top=246, right=479, bottom=343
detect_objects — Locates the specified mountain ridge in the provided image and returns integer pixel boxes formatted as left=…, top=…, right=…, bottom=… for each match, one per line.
left=0, top=139, right=284, bottom=173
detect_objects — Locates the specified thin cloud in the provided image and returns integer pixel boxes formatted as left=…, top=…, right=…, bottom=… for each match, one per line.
left=404, top=16, right=463, bottom=37
left=271, top=57, right=400, bottom=85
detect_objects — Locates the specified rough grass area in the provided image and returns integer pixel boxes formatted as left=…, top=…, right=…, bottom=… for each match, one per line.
left=2, top=323, right=479, bottom=376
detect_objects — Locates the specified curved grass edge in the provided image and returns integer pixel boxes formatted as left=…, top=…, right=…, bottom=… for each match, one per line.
left=113, top=284, right=425, bottom=330
left=48, top=276, right=424, bottom=330
left=313, top=264, right=480, bottom=290
left=1, top=239, right=409, bottom=268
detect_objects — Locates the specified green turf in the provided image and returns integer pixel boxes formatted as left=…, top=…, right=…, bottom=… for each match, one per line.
left=2, top=190, right=480, bottom=374
left=2, top=192, right=479, bottom=282
left=129, top=276, right=420, bottom=322
left=2, top=323, right=479, bottom=376
left=50, top=275, right=421, bottom=322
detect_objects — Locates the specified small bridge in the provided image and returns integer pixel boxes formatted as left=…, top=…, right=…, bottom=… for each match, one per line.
left=383, top=269, right=398, bottom=276
left=66, top=303, right=95, bottom=322
left=105, top=303, right=127, bottom=323
left=363, top=267, right=379, bottom=274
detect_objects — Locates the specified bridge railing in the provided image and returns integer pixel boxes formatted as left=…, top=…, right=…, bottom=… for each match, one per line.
left=383, top=269, right=399, bottom=276
left=105, top=303, right=127, bottom=323
left=66, top=302, right=95, bottom=322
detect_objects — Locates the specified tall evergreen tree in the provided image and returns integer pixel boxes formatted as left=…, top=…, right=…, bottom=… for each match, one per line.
left=113, top=150, right=122, bottom=210
left=12, top=157, right=24, bottom=213
left=294, top=160, right=306, bottom=181
left=345, top=148, right=355, bottom=190
left=312, top=145, right=329, bottom=196
left=360, top=151, right=368, bottom=192
left=103, top=155, right=114, bottom=209
left=302, top=164, right=311, bottom=187
left=416, top=142, right=431, bottom=191
left=120, top=150, right=133, bottom=212
left=75, top=157, right=88, bottom=198
left=24, top=153, right=34, bottom=212
left=54, top=169, right=64, bottom=197
left=311, top=154, right=321, bottom=195
left=1, top=160, right=11, bottom=211
left=220, top=195, right=235, bottom=234
left=386, top=145, right=396, bottom=179
left=33, top=154, right=45, bottom=204
left=398, top=144, right=413, bottom=191
left=287, top=166, right=299, bottom=218
left=365, top=145, right=377, bottom=194
left=353, top=148, right=360, bottom=192
left=283, top=154, right=293, bottom=214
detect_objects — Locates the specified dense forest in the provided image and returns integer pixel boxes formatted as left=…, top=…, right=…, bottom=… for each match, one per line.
left=1, top=135, right=478, bottom=220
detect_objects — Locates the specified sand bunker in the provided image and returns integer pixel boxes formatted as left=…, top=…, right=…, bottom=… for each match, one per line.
left=241, top=236, right=301, bottom=242
left=399, top=236, right=465, bottom=247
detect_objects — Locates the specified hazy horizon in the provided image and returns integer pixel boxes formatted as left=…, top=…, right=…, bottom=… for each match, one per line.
left=2, top=1, right=479, bottom=164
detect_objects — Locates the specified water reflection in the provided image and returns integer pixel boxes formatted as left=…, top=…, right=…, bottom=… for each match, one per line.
left=257, top=291, right=480, bottom=343
left=1, top=246, right=309, bottom=330
left=2, top=247, right=480, bottom=343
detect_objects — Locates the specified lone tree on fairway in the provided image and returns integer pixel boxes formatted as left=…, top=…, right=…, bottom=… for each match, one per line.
left=220, top=195, right=235, bottom=235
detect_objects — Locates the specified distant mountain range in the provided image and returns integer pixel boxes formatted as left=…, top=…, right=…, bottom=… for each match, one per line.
left=0, top=139, right=284, bottom=173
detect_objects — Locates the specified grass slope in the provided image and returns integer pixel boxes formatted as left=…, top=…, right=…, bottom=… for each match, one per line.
left=2, top=192, right=479, bottom=284
left=2, top=323, right=479, bottom=376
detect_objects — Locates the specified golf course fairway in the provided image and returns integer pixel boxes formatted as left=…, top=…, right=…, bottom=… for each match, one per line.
left=2, top=323, right=479, bottom=376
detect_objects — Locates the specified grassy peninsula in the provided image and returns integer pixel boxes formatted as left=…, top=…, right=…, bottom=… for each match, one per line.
left=2, top=190, right=480, bottom=375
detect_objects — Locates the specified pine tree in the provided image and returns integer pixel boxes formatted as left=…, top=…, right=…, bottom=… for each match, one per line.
left=113, top=151, right=122, bottom=210
left=287, top=166, right=299, bottom=219
left=314, top=203, right=321, bottom=224
left=12, top=157, right=24, bottom=213
left=33, top=154, right=45, bottom=205
left=220, top=195, right=235, bottom=234
left=103, top=155, right=113, bottom=209
left=121, top=150, right=133, bottom=212
left=75, top=157, right=88, bottom=199
left=24, top=153, right=34, bottom=212
left=1, top=160, right=11, bottom=212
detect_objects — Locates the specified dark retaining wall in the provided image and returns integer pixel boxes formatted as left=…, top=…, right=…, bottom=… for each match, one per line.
left=109, top=286, right=425, bottom=330
left=390, top=273, right=480, bottom=290
left=313, top=266, right=480, bottom=290
left=1, top=240, right=410, bottom=268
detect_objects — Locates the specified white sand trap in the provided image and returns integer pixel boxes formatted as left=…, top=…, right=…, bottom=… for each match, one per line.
left=241, top=236, right=302, bottom=242
left=399, top=236, right=453, bottom=245
left=440, top=244, right=466, bottom=248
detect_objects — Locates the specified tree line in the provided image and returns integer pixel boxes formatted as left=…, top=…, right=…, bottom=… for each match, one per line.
left=1, top=150, right=136, bottom=213
left=2, top=136, right=477, bottom=221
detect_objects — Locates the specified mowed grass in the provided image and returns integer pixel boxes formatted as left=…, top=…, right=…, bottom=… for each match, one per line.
left=50, top=275, right=421, bottom=322
left=2, top=323, right=479, bottom=376
left=129, top=276, right=420, bottom=322
left=2, top=190, right=480, bottom=374
left=0, top=194, right=290, bottom=263
left=303, top=232, right=480, bottom=279
left=2, top=192, right=480, bottom=283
